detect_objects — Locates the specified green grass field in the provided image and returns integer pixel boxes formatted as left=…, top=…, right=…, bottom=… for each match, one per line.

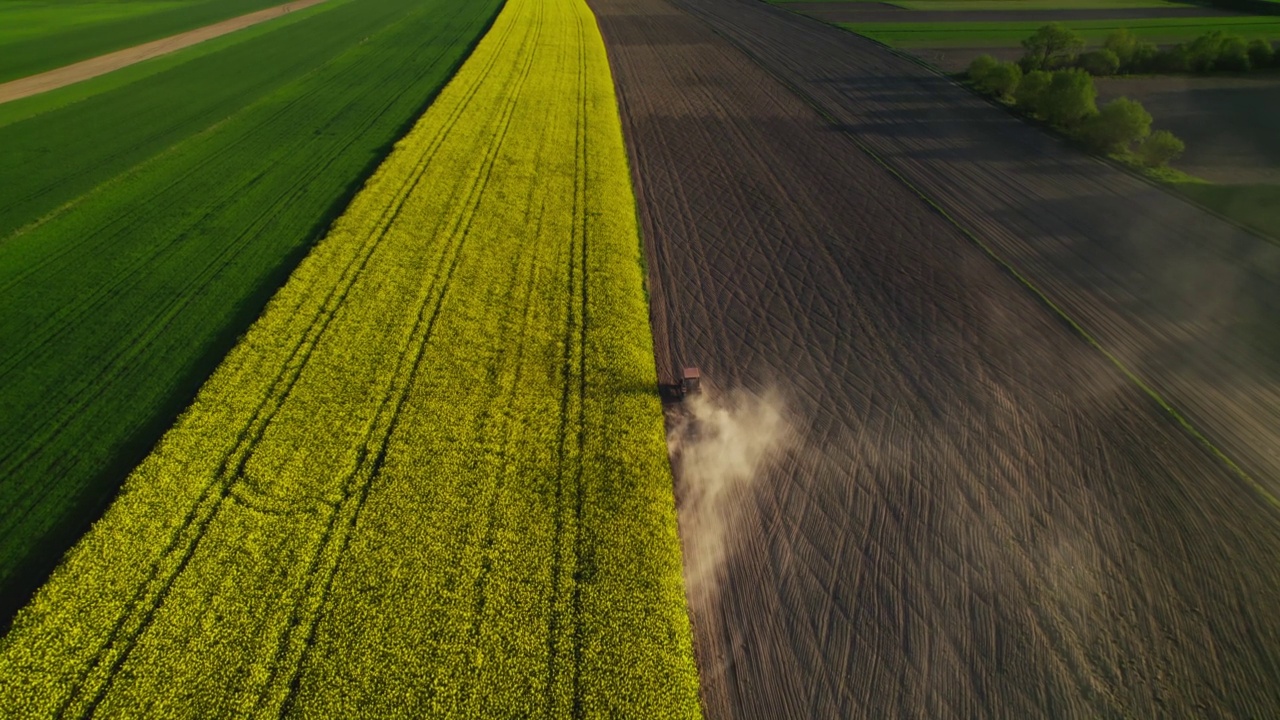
left=0, top=0, right=702, bottom=712
left=1175, top=182, right=1280, bottom=241
left=0, top=0, right=299, bottom=82
left=0, top=0, right=349, bottom=129
left=846, top=16, right=1280, bottom=46
left=0, top=0, right=501, bottom=614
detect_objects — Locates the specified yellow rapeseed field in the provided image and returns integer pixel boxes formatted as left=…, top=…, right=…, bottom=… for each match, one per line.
left=0, top=0, right=703, bottom=714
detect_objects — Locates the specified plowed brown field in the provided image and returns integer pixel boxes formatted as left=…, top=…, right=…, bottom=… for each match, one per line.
left=590, top=0, right=1280, bottom=717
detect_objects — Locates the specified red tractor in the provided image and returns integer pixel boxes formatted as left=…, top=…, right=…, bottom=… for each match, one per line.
left=660, top=365, right=702, bottom=402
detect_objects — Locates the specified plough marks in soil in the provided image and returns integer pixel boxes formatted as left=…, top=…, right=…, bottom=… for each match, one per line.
left=591, top=0, right=1280, bottom=717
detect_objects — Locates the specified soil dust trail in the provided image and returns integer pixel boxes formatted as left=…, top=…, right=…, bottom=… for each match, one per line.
left=590, top=0, right=1280, bottom=716
left=676, top=0, right=1280, bottom=499
left=0, top=0, right=331, bottom=104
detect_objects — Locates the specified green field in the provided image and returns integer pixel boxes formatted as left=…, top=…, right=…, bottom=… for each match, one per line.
left=0, top=0, right=502, bottom=614
left=1176, top=182, right=1280, bottom=242
left=846, top=16, right=1280, bottom=46
left=0, top=0, right=299, bottom=82
left=0, top=0, right=701, bottom=712
left=0, top=0, right=347, bottom=128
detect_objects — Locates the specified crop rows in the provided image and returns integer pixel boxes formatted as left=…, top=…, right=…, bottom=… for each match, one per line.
left=0, top=0, right=701, bottom=715
left=0, top=0, right=501, bottom=606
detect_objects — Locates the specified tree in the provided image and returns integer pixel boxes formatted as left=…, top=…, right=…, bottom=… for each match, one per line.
left=1082, top=97, right=1152, bottom=152
left=1020, top=24, right=1085, bottom=70
left=1040, top=69, right=1097, bottom=127
left=1130, top=42, right=1160, bottom=72
left=1078, top=49, right=1121, bottom=76
left=1152, top=44, right=1191, bottom=73
left=1247, top=39, right=1275, bottom=69
left=1103, top=28, right=1139, bottom=69
left=1014, top=70, right=1053, bottom=114
left=1186, top=31, right=1227, bottom=72
left=979, top=62, right=1023, bottom=98
left=1217, top=36, right=1251, bottom=72
left=1138, top=130, right=1185, bottom=167
left=968, top=54, right=999, bottom=82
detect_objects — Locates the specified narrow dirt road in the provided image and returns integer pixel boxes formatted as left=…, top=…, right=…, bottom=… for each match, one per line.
left=590, top=0, right=1280, bottom=717
left=0, top=0, right=331, bottom=104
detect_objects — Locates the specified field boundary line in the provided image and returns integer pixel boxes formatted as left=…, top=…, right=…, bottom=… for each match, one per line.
left=0, top=0, right=337, bottom=105
left=689, top=2, right=1280, bottom=513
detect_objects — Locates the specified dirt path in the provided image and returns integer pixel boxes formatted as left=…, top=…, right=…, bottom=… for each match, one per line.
left=590, top=0, right=1280, bottom=717
left=0, top=0, right=331, bottom=105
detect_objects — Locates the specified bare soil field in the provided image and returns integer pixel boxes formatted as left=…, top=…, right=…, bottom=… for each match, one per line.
left=1097, top=73, right=1280, bottom=183
left=790, top=4, right=1239, bottom=22
left=0, top=0, right=330, bottom=104
left=591, top=0, right=1280, bottom=717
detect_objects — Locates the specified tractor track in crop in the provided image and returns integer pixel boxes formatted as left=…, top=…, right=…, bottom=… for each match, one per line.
left=591, top=0, right=1280, bottom=717
left=49, top=18, right=533, bottom=714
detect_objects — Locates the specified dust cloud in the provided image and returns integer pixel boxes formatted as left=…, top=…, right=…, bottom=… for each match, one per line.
left=667, top=387, right=796, bottom=606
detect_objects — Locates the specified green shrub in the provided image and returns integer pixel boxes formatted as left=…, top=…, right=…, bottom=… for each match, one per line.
left=1130, top=42, right=1160, bottom=72
left=968, top=54, right=998, bottom=82
left=1153, top=44, right=1191, bottom=73
left=1138, top=130, right=1185, bottom=167
left=979, top=62, right=1023, bottom=98
left=1186, top=31, right=1228, bottom=72
left=1218, top=36, right=1251, bottom=72
left=1020, top=23, right=1085, bottom=71
left=1078, top=49, right=1120, bottom=76
left=1103, top=29, right=1138, bottom=68
left=1040, top=69, right=1097, bottom=127
left=1014, top=69, right=1052, bottom=114
left=1247, top=39, right=1275, bottom=69
left=1082, top=97, right=1152, bottom=152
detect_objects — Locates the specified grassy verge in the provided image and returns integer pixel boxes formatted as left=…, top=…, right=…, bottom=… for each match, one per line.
left=0, top=0, right=702, bottom=713
left=0, top=0, right=502, bottom=621
left=846, top=17, right=1280, bottom=46
left=1171, top=181, right=1280, bottom=239
left=0, top=0, right=304, bottom=83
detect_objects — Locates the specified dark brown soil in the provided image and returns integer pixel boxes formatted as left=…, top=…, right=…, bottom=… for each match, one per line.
left=1097, top=73, right=1280, bottom=184
left=590, top=0, right=1280, bottom=717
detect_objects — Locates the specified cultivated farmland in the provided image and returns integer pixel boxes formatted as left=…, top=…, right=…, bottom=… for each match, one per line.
left=0, top=0, right=700, bottom=715
left=0, top=0, right=502, bottom=615
left=592, top=0, right=1280, bottom=716
left=0, top=0, right=306, bottom=82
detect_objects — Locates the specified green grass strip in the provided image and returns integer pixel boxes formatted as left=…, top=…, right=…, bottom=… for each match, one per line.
left=0, top=0, right=702, bottom=713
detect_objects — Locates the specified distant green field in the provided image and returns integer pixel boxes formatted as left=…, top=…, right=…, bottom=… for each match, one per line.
left=845, top=16, right=1280, bottom=46
left=0, top=0, right=344, bottom=128
left=1177, top=182, right=1280, bottom=243
left=0, top=0, right=501, bottom=617
left=0, top=1, right=180, bottom=44
left=0, top=0, right=296, bottom=82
